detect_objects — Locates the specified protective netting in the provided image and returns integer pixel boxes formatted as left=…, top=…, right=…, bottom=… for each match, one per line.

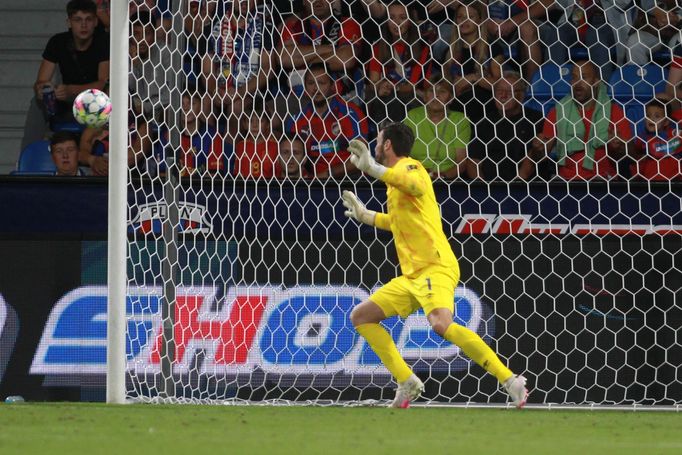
left=122, top=1, right=681, bottom=406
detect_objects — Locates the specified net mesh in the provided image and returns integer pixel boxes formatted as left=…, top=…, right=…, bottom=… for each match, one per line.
left=121, top=0, right=682, bottom=406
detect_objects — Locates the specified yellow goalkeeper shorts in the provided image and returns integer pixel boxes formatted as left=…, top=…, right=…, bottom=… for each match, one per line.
left=369, top=265, right=460, bottom=318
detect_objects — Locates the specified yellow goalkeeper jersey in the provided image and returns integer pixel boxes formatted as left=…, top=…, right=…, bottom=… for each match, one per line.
left=373, top=157, right=458, bottom=278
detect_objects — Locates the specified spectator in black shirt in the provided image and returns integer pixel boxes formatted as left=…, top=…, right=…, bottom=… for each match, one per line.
left=35, top=0, right=109, bottom=117
left=468, top=72, right=547, bottom=181
left=23, top=0, right=109, bottom=148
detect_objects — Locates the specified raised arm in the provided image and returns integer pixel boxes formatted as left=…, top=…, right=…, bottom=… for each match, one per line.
left=348, top=139, right=427, bottom=197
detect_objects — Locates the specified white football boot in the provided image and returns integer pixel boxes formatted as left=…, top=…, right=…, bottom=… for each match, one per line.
left=503, top=374, right=529, bottom=409
left=390, top=374, right=424, bottom=408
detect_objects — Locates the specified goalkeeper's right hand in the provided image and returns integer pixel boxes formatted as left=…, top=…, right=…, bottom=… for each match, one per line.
left=348, top=139, right=386, bottom=179
left=342, top=190, right=376, bottom=226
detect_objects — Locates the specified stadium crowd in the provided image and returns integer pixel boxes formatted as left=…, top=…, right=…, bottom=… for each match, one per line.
left=21, top=0, right=682, bottom=181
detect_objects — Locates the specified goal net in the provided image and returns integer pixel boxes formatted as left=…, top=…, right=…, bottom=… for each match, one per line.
left=112, top=0, right=682, bottom=407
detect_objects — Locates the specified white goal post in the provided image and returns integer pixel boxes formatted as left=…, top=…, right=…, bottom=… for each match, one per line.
left=107, top=0, right=130, bottom=405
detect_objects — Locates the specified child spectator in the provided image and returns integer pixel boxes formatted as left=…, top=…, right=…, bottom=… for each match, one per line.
left=629, top=99, right=682, bottom=180
left=404, top=76, right=472, bottom=179
left=51, top=131, right=86, bottom=176
left=233, top=110, right=279, bottom=178
left=278, top=136, right=313, bottom=179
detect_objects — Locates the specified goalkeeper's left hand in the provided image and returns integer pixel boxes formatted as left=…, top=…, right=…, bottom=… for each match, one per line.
left=342, top=190, right=376, bottom=226
left=348, top=139, right=386, bottom=179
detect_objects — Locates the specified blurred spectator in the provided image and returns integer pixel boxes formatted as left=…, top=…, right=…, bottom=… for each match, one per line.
left=153, top=93, right=229, bottom=177
left=129, top=0, right=172, bottom=40
left=485, top=0, right=551, bottom=80
left=360, top=0, right=389, bottom=18
left=404, top=76, right=473, bottom=179
left=288, top=64, right=369, bottom=179
left=23, top=0, right=109, bottom=148
left=359, top=0, right=446, bottom=59
left=182, top=0, right=215, bottom=92
left=629, top=99, right=682, bottom=180
left=278, top=136, right=314, bottom=179
left=201, top=0, right=278, bottom=134
left=668, top=47, right=682, bottom=100
left=360, top=0, right=454, bottom=28
left=530, top=60, right=632, bottom=181
left=362, top=0, right=445, bottom=19
left=627, top=1, right=681, bottom=66
left=650, top=85, right=681, bottom=117
left=442, top=1, right=498, bottom=124
left=184, top=0, right=216, bottom=42
left=669, top=82, right=682, bottom=117
left=468, top=71, right=547, bottom=181
left=279, top=0, right=363, bottom=108
left=446, top=1, right=501, bottom=96
left=79, top=125, right=109, bottom=175
left=233, top=109, right=279, bottom=178
left=51, top=131, right=86, bottom=176
left=542, top=0, right=633, bottom=82
left=95, top=0, right=110, bottom=32
left=366, top=2, right=435, bottom=125
left=129, top=11, right=176, bottom=124
left=179, top=92, right=229, bottom=175
left=78, top=113, right=154, bottom=176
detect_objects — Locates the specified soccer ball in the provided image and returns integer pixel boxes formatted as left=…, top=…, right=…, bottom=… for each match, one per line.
left=72, top=89, right=112, bottom=128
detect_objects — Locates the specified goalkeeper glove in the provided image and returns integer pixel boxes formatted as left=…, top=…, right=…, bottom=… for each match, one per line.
left=348, top=139, right=387, bottom=179
left=342, top=190, right=376, bottom=226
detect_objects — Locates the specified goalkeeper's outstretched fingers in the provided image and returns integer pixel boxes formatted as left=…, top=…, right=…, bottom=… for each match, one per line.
left=347, top=139, right=386, bottom=179
left=341, top=190, right=376, bottom=226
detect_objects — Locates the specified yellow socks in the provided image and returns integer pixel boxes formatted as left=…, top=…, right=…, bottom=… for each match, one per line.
left=443, top=323, right=513, bottom=384
left=356, top=321, right=513, bottom=385
left=356, top=323, right=413, bottom=383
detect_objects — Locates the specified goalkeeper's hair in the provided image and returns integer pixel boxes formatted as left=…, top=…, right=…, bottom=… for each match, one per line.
left=381, top=122, right=415, bottom=157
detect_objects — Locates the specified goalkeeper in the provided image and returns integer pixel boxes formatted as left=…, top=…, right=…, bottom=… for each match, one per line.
left=342, top=123, right=528, bottom=408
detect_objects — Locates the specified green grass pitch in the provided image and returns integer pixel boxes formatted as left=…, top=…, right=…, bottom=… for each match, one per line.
left=0, top=403, right=680, bottom=454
